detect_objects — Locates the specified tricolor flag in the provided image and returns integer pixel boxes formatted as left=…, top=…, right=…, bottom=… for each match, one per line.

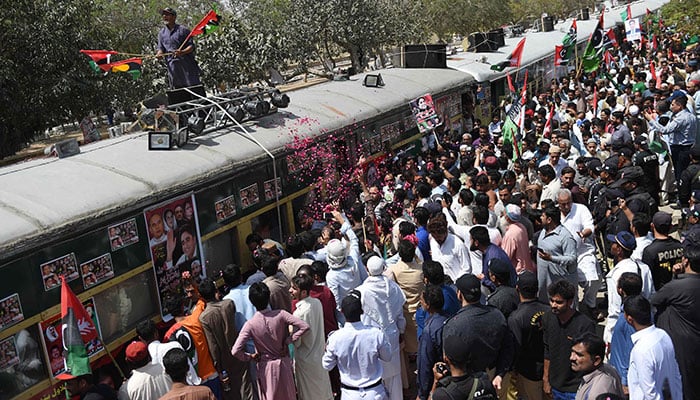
left=582, top=12, right=605, bottom=73
left=604, top=29, right=618, bottom=48
left=79, top=50, right=118, bottom=73
left=603, top=50, right=614, bottom=69
left=562, top=19, right=577, bottom=48
left=56, top=276, right=97, bottom=380
left=554, top=45, right=568, bottom=66
left=621, top=4, right=632, bottom=21
left=109, top=58, right=142, bottom=80
left=506, top=72, right=515, bottom=94
left=190, top=9, right=222, bottom=37
left=490, top=38, right=526, bottom=71
left=543, top=104, right=554, bottom=138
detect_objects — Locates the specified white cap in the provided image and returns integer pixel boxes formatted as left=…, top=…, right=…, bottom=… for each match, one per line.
left=326, top=239, right=347, bottom=269
left=366, top=256, right=386, bottom=276
left=505, top=204, right=521, bottom=222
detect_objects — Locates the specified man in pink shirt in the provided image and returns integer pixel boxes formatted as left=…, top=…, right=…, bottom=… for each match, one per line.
left=501, top=204, right=535, bottom=273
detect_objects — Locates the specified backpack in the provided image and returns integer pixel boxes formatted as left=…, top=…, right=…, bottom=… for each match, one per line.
left=626, top=191, right=658, bottom=216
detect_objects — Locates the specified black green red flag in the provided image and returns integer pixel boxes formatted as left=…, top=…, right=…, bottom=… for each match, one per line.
left=80, top=50, right=118, bottom=74
left=491, top=38, right=526, bottom=71
left=109, top=58, right=142, bottom=80
left=56, top=276, right=97, bottom=380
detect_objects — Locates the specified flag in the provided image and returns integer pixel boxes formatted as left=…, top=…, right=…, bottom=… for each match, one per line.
left=685, top=35, right=699, bottom=51
left=502, top=117, right=519, bottom=160
left=56, top=276, right=96, bottom=380
left=190, top=9, right=222, bottom=37
left=592, top=86, right=598, bottom=116
left=650, top=61, right=657, bottom=85
left=554, top=45, right=569, bottom=66
left=652, top=34, right=658, bottom=51
left=604, top=29, right=618, bottom=47
left=562, top=19, right=577, bottom=48
left=621, top=4, right=632, bottom=21
left=506, top=72, right=515, bottom=93
left=543, top=104, right=554, bottom=138
left=582, top=36, right=601, bottom=73
left=603, top=50, right=614, bottom=69
left=490, top=38, right=526, bottom=71
left=590, top=12, right=606, bottom=51
left=109, top=58, right=142, bottom=80
left=79, top=50, right=118, bottom=73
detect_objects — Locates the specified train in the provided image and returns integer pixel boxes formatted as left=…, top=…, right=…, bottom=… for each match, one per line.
left=0, top=0, right=666, bottom=398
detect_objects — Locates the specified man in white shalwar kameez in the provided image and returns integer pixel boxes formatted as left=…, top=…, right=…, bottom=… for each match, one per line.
left=356, top=256, right=406, bottom=400
left=291, top=275, right=333, bottom=400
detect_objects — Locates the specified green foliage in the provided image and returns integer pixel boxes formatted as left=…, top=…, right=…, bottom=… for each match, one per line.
left=660, top=0, right=700, bottom=36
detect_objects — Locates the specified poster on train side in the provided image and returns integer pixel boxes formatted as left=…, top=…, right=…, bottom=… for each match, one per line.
left=80, top=253, right=115, bottom=289
left=107, top=218, right=139, bottom=251
left=409, top=94, right=441, bottom=134
left=39, top=298, right=103, bottom=377
left=0, top=336, right=19, bottom=370
left=0, top=293, right=24, bottom=332
left=40, top=253, right=80, bottom=291
left=144, top=194, right=205, bottom=319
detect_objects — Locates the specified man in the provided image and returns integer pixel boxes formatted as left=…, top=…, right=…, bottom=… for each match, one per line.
left=642, top=211, right=683, bottom=290
left=231, top=282, right=309, bottom=400
left=542, top=280, right=595, bottom=400
left=416, top=285, right=448, bottom=400
left=557, top=189, right=601, bottom=319
left=325, top=238, right=365, bottom=325
left=160, top=348, right=215, bottom=400
left=118, top=341, right=171, bottom=400
left=386, top=239, right=423, bottom=359
left=570, top=333, right=623, bottom=400
left=610, top=111, right=633, bottom=149
left=278, top=234, right=313, bottom=280
left=507, top=272, right=549, bottom=400
left=678, top=145, right=700, bottom=207
left=536, top=206, right=578, bottom=303
left=427, top=216, right=471, bottom=282
left=630, top=214, right=653, bottom=262
left=631, top=136, right=660, bottom=204
left=500, top=204, right=535, bottom=274
left=260, top=255, right=292, bottom=312
left=538, top=165, right=561, bottom=207
left=290, top=275, right=333, bottom=400
left=156, top=7, right=202, bottom=89
left=136, top=319, right=199, bottom=386
left=470, top=225, right=516, bottom=292
left=609, top=272, right=643, bottom=394
left=429, top=335, right=498, bottom=399
left=198, top=279, right=250, bottom=400
left=539, top=145, right=569, bottom=177
left=322, top=291, right=392, bottom=400
left=624, top=295, right=683, bottom=400
left=603, top=231, right=655, bottom=344
left=441, top=274, right=513, bottom=394
left=61, top=373, right=117, bottom=400
left=644, top=94, right=697, bottom=182
left=560, top=166, right=587, bottom=205
left=651, top=231, right=700, bottom=400
left=356, top=256, right=406, bottom=400
left=485, top=258, right=519, bottom=318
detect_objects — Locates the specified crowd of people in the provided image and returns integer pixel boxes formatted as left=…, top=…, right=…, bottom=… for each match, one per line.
left=55, top=24, right=700, bottom=400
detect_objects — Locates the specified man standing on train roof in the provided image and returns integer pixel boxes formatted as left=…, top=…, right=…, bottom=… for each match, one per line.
left=156, top=7, right=202, bottom=89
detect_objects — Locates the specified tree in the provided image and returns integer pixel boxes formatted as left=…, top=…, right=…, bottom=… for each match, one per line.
left=660, top=0, right=700, bottom=36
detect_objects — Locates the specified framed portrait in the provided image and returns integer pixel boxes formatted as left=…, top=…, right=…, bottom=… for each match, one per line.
left=0, top=336, right=20, bottom=370
left=0, top=293, right=24, bottom=332
left=240, top=183, right=260, bottom=209
left=40, top=253, right=79, bottom=291
left=80, top=253, right=115, bottom=289
left=148, top=131, right=172, bottom=150
left=263, top=178, right=282, bottom=201
left=107, top=218, right=139, bottom=251
left=214, top=195, right=237, bottom=223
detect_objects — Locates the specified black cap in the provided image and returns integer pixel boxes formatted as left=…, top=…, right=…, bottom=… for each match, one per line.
left=634, top=135, right=648, bottom=146
left=516, top=271, right=538, bottom=293
left=455, top=274, right=481, bottom=302
left=618, top=147, right=633, bottom=158
left=161, top=7, right=176, bottom=16
left=691, top=146, right=700, bottom=159
left=652, top=211, right=672, bottom=231
left=340, top=291, right=362, bottom=316
left=611, top=166, right=644, bottom=187
left=587, top=158, right=603, bottom=173
left=488, top=258, right=512, bottom=281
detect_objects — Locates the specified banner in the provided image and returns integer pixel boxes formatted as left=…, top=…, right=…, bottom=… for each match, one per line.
left=625, top=18, right=642, bottom=42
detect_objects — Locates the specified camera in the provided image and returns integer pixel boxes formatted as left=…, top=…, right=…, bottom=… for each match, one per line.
left=610, top=198, right=620, bottom=208
left=323, top=212, right=334, bottom=220
left=436, top=363, right=450, bottom=376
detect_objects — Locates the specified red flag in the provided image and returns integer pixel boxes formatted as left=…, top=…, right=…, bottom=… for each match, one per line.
left=554, top=45, right=565, bottom=66
left=520, top=70, right=528, bottom=104
left=650, top=61, right=657, bottom=84
left=592, top=86, right=598, bottom=116
left=543, top=104, right=554, bottom=138
left=646, top=8, right=651, bottom=16
left=61, top=278, right=98, bottom=345
left=189, top=10, right=221, bottom=37
left=506, top=72, right=515, bottom=93
left=659, top=17, right=664, bottom=30
left=79, top=50, right=118, bottom=72
left=626, top=4, right=632, bottom=20
left=653, top=35, right=658, bottom=51
left=605, top=29, right=618, bottom=47
left=603, top=50, right=614, bottom=68
left=510, top=38, right=526, bottom=68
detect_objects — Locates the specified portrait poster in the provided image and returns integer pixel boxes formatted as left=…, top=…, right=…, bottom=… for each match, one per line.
left=263, top=178, right=282, bottom=201
left=144, top=194, right=205, bottom=319
left=80, top=253, right=115, bottom=289
left=39, top=298, right=103, bottom=377
left=380, top=121, right=401, bottom=143
left=0, top=336, right=19, bottom=370
left=409, top=94, right=441, bottom=134
left=215, top=195, right=237, bottom=223
left=0, top=293, right=24, bottom=332
left=240, top=184, right=260, bottom=209
left=625, top=18, right=642, bottom=42
left=107, top=218, right=139, bottom=251
left=40, top=253, right=79, bottom=291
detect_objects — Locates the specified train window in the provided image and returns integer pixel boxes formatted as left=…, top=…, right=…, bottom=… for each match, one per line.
left=92, top=270, right=158, bottom=344
left=250, top=206, right=288, bottom=246
left=201, top=227, right=239, bottom=276
left=0, top=326, right=49, bottom=398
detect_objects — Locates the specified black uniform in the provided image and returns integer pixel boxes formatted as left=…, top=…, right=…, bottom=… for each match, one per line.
left=432, top=371, right=497, bottom=400
left=651, top=274, right=700, bottom=400
left=678, top=162, right=700, bottom=207
left=632, top=149, right=660, bottom=203
left=642, top=238, right=684, bottom=290
left=486, top=286, right=519, bottom=319
left=507, top=300, right=549, bottom=382
left=542, top=311, right=595, bottom=393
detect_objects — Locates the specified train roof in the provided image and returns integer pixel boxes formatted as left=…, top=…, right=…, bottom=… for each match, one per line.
left=448, top=0, right=670, bottom=82
left=0, top=67, right=472, bottom=259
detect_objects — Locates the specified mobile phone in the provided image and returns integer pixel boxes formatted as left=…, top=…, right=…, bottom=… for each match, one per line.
left=436, top=363, right=450, bottom=376
left=610, top=198, right=620, bottom=208
left=323, top=212, right=334, bottom=220
left=537, top=247, right=545, bottom=253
